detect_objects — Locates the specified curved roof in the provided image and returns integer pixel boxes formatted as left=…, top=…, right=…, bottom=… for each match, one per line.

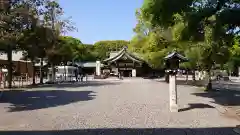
left=164, top=51, right=188, bottom=62
left=103, top=47, right=144, bottom=63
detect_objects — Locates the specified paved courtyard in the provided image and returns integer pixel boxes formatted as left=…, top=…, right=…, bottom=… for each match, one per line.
left=0, top=78, right=239, bottom=135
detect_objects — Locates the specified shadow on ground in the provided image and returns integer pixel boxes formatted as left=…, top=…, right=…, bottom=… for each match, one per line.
left=152, top=78, right=206, bottom=87
left=0, top=90, right=96, bottom=112
left=192, top=88, right=240, bottom=120
left=175, top=80, right=206, bottom=87
left=0, top=127, right=238, bottom=135
left=179, top=103, right=215, bottom=112
left=156, top=78, right=240, bottom=91
left=24, top=81, right=121, bottom=89
left=192, top=90, right=240, bottom=106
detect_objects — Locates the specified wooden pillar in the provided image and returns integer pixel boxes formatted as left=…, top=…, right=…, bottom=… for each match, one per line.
left=132, top=62, right=136, bottom=77
left=115, top=61, right=119, bottom=75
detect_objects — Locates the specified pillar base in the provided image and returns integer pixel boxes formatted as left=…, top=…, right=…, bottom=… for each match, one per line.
left=233, top=125, right=240, bottom=134
left=170, top=104, right=178, bottom=112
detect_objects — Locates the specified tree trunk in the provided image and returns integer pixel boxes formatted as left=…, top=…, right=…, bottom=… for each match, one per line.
left=7, top=46, right=12, bottom=88
left=40, top=58, right=44, bottom=84
left=193, top=70, right=196, bottom=82
left=51, top=64, right=55, bottom=83
left=32, top=61, right=36, bottom=85
left=227, top=70, right=230, bottom=77
left=25, top=61, right=29, bottom=83
left=186, top=70, right=188, bottom=82
left=206, top=69, right=212, bottom=91
left=64, top=63, right=67, bottom=81
left=237, top=66, right=239, bottom=77
left=233, top=65, right=239, bottom=77
left=165, top=72, right=169, bottom=83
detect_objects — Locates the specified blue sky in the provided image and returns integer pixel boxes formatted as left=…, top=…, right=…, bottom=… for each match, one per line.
left=58, top=0, right=143, bottom=44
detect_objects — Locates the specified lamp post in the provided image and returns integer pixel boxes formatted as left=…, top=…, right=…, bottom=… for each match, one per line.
left=164, top=51, right=188, bottom=112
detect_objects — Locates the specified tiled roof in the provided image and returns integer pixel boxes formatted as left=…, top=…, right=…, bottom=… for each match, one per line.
left=103, top=47, right=144, bottom=63
left=164, top=52, right=188, bottom=62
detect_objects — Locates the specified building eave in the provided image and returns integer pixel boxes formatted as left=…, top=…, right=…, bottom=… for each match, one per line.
left=103, top=47, right=145, bottom=64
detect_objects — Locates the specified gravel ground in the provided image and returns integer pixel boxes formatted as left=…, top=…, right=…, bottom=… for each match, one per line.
left=0, top=78, right=239, bottom=135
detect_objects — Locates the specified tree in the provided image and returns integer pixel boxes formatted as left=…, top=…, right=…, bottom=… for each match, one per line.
left=133, top=9, right=151, bottom=38
left=43, top=0, right=76, bottom=83
left=227, top=35, right=240, bottom=76
left=56, top=36, right=80, bottom=64
left=130, top=12, right=188, bottom=69
left=93, top=40, right=130, bottom=60
left=0, top=0, right=35, bottom=88
left=0, top=0, right=75, bottom=86
left=138, top=31, right=171, bottom=69
left=20, top=21, right=54, bottom=85
left=15, top=0, right=55, bottom=85
left=139, top=0, right=240, bottom=90
left=180, top=44, right=202, bottom=81
left=73, top=44, right=97, bottom=62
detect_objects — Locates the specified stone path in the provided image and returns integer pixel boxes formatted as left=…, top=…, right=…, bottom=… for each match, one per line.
left=0, top=78, right=239, bottom=135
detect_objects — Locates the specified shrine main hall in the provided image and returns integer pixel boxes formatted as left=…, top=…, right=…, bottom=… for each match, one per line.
left=101, top=47, right=150, bottom=77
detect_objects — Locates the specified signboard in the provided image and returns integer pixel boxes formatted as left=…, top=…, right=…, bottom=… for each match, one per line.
left=132, top=69, right=136, bottom=77
left=119, top=68, right=132, bottom=70
left=118, top=63, right=134, bottom=67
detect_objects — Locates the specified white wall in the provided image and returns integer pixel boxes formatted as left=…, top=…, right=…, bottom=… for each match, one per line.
left=239, top=67, right=240, bottom=76
left=0, top=51, right=30, bottom=62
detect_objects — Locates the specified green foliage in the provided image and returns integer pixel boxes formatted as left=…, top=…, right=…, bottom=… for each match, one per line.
left=0, top=0, right=51, bottom=87
left=0, top=0, right=78, bottom=86
left=129, top=29, right=174, bottom=69
left=133, top=0, right=240, bottom=73
left=93, top=40, right=130, bottom=60
left=133, top=9, right=151, bottom=37
left=141, top=0, right=194, bottom=28
left=226, top=35, right=240, bottom=73
left=180, top=44, right=201, bottom=70
left=74, top=44, right=97, bottom=61
left=0, top=0, right=30, bottom=51
left=130, top=11, right=187, bottom=69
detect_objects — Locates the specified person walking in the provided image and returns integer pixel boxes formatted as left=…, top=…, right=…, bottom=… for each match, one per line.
left=118, top=72, right=120, bottom=79
left=0, top=69, right=2, bottom=88
left=118, top=71, right=123, bottom=80
left=80, top=73, right=84, bottom=82
left=85, top=73, right=88, bottom=81
left=74, top=68, right=78, bottom=82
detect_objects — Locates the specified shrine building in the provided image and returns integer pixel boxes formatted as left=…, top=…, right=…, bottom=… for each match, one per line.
left=102, top=47, right=149, bottom=77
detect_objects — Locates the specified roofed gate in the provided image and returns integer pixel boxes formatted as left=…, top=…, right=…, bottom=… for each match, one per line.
left=103, top=47, right=146, bottom=77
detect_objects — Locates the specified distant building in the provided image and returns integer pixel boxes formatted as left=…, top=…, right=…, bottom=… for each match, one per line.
left=73, top=47, right=150, bottom=77
left=0, top=51, right=34, bottom=77
left=102, top=47, right=149, bottom=77
left=74, top=61, right=104, bottom=75
left=0, top=0, right=10, bottom=10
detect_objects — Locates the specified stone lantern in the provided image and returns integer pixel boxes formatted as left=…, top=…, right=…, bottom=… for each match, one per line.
left=164, top=51, right=188, bottom=112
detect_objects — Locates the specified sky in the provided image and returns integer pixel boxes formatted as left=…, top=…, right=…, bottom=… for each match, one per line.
left=58, top=0, right=144, bottom=44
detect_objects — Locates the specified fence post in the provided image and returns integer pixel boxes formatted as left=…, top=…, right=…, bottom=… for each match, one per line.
left=0, top=76, right=1, bottom=89
left=3, top=73, right=6, bottom=88
left=21, top=75, right=23, bottom=87
left=26, top=73, right=28, bottom=85
left=18, top=77, right=20, bottom=88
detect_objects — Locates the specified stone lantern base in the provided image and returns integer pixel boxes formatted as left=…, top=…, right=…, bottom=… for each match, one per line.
left=233, top=125, right=240, bottom=134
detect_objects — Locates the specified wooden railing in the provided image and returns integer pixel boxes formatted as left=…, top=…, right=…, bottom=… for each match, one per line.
left=0, top=73, right=31, bottom=88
